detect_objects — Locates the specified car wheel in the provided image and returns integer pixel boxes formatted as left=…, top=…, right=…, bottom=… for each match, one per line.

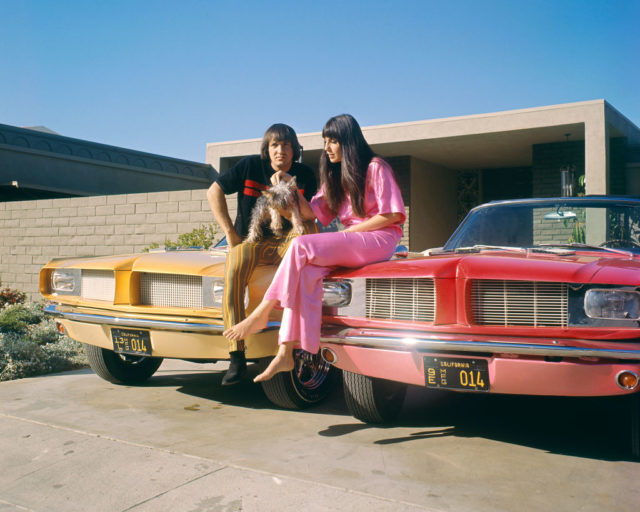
left=259, top=349, right=337, bottom=409
left=632, top=393, right=640, bottom=459
left=84, top=344, right=163, bottom=385
left=343, top=370, right=407, bottom=423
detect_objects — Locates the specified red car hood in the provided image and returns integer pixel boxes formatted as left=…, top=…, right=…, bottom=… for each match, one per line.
left=330, top=250, right=640, bottom=285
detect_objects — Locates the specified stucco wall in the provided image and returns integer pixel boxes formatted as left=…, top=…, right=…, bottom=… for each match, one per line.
left=410, top=157, right=458, bottom=250
left=0, top=190, right=231, bottom=300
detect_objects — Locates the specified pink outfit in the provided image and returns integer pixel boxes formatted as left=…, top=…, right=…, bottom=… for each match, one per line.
left=263, top=158, right=406, bottom=352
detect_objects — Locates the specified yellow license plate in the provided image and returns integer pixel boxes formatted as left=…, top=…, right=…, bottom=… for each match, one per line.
left=111, top=328, right=152, bottom=356
left=424, top=356, right=489, bottom=391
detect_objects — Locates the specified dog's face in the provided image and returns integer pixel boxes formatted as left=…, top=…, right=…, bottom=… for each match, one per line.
left=262, top=177, right=297, bottom=209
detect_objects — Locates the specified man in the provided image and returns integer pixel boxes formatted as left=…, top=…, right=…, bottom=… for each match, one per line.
left=207, top=124, right=318, bottom=385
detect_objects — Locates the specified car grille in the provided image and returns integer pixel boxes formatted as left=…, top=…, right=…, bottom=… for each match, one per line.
left=366, top=278, right=436, bottom=322
left=81, top=270, right=115, bottom=301
left=139, top=273, right=203, bottom=308
left=471, top=280, right=568, bottom=327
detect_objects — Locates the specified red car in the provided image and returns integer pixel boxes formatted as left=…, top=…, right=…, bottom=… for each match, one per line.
left=317, top=197, right=640, bottom=456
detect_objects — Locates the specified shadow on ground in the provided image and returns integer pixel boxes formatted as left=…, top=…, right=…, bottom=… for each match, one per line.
left=110, top=362, right=637, bottom=462
left=143, top=361, right=349, bottom=416
left=320, top=385, right=638, bottom=463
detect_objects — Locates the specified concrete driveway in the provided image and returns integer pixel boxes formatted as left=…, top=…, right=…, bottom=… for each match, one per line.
left=1, top=359, right=638, bottom=512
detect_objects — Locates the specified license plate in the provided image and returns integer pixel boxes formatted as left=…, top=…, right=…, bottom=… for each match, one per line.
left=111, top=328, right=152, bottom=356
left=424, top=356, right=489, bottom=391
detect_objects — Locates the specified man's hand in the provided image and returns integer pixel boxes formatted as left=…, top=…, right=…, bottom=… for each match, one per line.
left=270, top=171, right=293, bottom=185
left=226, top=230, right=243, bottom=248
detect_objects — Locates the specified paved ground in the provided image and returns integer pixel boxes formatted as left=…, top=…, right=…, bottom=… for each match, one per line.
left=1, top=359, right=639, bottom=512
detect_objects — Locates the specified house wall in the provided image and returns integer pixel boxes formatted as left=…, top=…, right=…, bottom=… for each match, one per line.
left=409, top=157, right=458, bottom=251
left=0, top=190, right=230, bottom=300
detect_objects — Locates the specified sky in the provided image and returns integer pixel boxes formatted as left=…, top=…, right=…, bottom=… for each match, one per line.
left=1, top=0, right=639, bottom=163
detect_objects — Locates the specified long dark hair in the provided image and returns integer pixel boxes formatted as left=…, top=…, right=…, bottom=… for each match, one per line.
left=260, top=123, right=302, bottom=162
left=319, top=114, right=375, bottom=218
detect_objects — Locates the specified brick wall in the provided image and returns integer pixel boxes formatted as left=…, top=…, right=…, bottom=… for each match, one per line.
left=532, top=140, right=585, bottom=197
left=0, top=190, right=231, bottom=300
left=532, top=138, right=630, bottom=197
left=1, top=180, right=413, bottom=301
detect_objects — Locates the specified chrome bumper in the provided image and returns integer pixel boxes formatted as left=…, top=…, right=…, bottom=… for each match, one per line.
left=320, top=328, right=640, bottom=361
left=44, top=303, right=280, bottom=334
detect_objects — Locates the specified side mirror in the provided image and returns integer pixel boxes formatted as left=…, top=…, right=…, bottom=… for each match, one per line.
left=394, top=245, right=408, bottom=258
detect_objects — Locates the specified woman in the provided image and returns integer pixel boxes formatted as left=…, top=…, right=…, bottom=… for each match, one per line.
left=223, top=114, right=406, bottom=382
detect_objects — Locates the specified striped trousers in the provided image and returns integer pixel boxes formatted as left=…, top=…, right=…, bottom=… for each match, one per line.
left=223, top=220, right=319, bottom=352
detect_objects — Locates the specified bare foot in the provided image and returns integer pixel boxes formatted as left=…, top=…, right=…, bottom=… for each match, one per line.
left=223, top=300, right=275, bottom=341
left=254, top=344, right=295, bottom=382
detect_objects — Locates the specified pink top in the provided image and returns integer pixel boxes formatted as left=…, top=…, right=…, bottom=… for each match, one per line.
left=309, top=157, right=406, bottom=238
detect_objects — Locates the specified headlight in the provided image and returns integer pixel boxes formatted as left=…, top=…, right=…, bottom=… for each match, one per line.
left=584, top=289, right=640, bottom=320
left=203, top=277, right=225, bottom=308
left=51, top=269, right=81, bottom=295
left=203, top=277, right=248, bottom=309
left=322, top=280, right=352, bottom=307
left=212, top=279, right=224, bottom=307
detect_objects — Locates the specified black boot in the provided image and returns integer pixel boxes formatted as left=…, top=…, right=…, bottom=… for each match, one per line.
left=222, top=350, right=247, bottom=386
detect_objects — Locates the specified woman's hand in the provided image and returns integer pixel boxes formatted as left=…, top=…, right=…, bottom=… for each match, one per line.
left=270, top=171, right=293, bottom=185
left=343, top=212, right=404, bottom=233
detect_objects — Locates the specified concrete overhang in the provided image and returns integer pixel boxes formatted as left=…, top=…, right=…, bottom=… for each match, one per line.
left=206, top=100, right=638, bottom=172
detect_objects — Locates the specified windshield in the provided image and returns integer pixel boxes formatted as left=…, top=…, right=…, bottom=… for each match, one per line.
left=443, top=200, right=640, bottom=254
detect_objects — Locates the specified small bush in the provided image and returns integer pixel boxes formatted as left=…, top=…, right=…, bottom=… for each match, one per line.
left=144, top=224, right=221, bottom=252
left=0, top=301, right=87, bottom=381
left=0, top=303, right=41, bottom=332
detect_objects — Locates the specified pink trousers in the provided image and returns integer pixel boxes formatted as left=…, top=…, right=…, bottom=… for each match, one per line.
left=263, top=228, right=400, bottom=353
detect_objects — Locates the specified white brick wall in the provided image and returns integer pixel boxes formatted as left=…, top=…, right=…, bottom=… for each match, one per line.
left=0, top=190, right=409, bottom=301
left=0, top=189, right=235, bottom=300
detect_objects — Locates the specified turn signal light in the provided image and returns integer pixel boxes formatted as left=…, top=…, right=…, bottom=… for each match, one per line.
left=56, top=321, right=66, bottom=335
left=616, top=371, right=639, bottom=390
left=320, top=347, right=338, bottom=364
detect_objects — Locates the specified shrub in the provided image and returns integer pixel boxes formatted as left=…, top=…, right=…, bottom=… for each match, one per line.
left=0, top=301, right=87, bottom=381
left=0, top=303, right=41, bottom=332
left=144, top=224, right=221, bottom=252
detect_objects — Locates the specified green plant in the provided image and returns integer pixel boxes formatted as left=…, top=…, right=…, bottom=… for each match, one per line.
left=567, top=208, right=586, bottom=244
left=0, top=303, right=41, bottom=332
left=0, top=302, right=87, bottom=381
left=143, top=224, right=221, bottom=252
left=576, top=174, right=586, bottom=197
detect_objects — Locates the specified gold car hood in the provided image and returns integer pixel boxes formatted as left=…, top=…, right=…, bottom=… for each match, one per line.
left=44, top=250, right=228, bottom=277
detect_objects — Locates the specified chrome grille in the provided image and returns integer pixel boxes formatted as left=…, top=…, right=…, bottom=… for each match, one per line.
left=366, top=278, right=435, bottom=322
left=472, top=280, right=568, bottom=327
left=139, top=273, right=203, bottom=308
left=81, top=270, right=115, bottom=301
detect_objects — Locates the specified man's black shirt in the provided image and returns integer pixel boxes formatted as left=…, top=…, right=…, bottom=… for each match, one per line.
left=215, top=155, right=317, bottom=239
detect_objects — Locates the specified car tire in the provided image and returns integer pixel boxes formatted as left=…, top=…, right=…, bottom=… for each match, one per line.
left=259, top=349, right=337, bottom=409
left=84, top=344, right=163, bottom=385
left=632, top=393, right=640, bottom=459
left=343, top=370, right=407, bottom=423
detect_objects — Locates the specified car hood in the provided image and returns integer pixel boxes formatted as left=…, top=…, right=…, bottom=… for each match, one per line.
left=330, top=250, right=640, bottom=285
left=44, top=249, right=228, bottom=277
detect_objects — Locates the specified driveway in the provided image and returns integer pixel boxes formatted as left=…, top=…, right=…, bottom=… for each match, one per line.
left=0, top=359, right=638, bottom=511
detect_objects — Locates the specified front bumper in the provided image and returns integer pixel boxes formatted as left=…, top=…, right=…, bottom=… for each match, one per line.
left=319, top=327, right=640, bottom=396
left=320, top=327, right=640, bottom=360
left=45, top=303, right=280, bottom=359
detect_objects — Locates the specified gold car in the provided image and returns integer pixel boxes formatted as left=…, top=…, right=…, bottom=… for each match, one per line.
left=39, top=245, right=336, bottom=409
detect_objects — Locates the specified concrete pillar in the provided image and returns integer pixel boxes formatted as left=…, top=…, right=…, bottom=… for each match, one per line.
left=584, top=107, right=609, bottom=195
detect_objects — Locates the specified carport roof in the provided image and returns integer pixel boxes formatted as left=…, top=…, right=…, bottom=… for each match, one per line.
left=206, top=100, right=639, bottom=171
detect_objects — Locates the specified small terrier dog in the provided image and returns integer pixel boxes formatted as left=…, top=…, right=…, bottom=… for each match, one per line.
left=246, top=177, right=304, bottom=242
